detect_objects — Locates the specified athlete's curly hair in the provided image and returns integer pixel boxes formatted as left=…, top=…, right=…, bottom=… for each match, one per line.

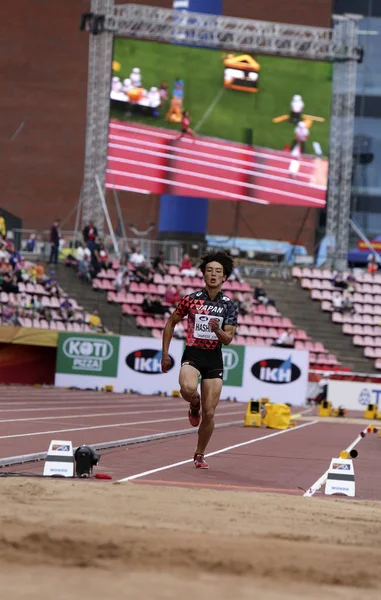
left=199, top=251, right=234, bottom=279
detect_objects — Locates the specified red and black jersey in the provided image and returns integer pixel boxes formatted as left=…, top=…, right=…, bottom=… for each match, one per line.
left=175, top=288, right=238, bottom=350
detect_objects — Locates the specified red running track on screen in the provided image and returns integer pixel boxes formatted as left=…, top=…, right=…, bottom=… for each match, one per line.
left=106, top=120, right=327, bottom=208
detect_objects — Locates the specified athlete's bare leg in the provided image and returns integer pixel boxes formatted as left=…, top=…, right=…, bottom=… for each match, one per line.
left=195, top=378, right=223, bottom=455
left=179, top=364, right=200, bottom=407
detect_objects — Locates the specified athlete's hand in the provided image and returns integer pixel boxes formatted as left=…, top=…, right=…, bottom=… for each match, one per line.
left=161, top=353, right=172, bottom=373
left=209, top=318, right=221, bottom=333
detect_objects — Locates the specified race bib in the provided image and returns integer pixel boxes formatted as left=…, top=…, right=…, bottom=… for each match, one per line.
left=194, top=314, right=224, bottom=339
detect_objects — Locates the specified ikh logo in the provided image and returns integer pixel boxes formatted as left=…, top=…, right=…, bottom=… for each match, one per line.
left=251, top=357, right=301, bottom=385
left=126, top=349, right=174, bottom=374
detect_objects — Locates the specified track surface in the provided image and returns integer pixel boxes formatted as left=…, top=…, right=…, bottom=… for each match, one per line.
left=107, top=120, right=327, bottom=208
left=0, top=386, right=380, bottom=501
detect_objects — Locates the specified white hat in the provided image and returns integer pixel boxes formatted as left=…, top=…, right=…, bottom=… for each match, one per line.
left=150, top=87, right=158, bottom=92
left=123, top=78, right=131, bottom=86
left=132, top=67, right=140, bottom=74
left=112, top=76, right=120, bottom=82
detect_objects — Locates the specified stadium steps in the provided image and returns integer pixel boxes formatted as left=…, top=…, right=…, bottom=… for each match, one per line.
left=255, top=278, right=373, bottom=374
left=52, top=263, right=145, bottom=337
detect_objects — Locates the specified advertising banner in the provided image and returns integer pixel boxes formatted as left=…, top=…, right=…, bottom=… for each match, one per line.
left=327, top=381, right=381, bottom=411
left=55, top=334, right=309, bottom=404
left=55, top=333, right=120, bottom=390
left=240, top=346, right=309, bottom=405
left=117, top=336, right=183, bottom=394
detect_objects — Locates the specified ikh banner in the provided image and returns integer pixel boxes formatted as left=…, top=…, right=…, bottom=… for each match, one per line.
left=240, top=346, right=309, bottom=405
left=54, top=333, right=309, bottom=404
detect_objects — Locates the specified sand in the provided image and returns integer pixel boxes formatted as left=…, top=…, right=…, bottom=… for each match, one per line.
left=0, top=478, right=381, bottom=599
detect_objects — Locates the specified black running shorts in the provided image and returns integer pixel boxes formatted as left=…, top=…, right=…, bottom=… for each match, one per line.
left=181, top=346, right=223, bottom=380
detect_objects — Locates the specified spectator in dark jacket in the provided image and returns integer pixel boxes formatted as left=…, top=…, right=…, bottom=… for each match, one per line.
left=49, top=219, right=60, bottom=265
left=82, top=221, right=98, bottom=244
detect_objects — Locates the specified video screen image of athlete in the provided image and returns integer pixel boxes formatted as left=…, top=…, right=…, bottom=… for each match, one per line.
left=161, top=251, right=238, bottom=469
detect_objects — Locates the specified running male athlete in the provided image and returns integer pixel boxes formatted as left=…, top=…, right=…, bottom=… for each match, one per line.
left=161, top=252, right=238, bottom=469
left=177, top=110, right=196, bottom=141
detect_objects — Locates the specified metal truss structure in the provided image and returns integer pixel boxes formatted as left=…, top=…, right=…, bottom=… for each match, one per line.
left=81, top=1, right=362, bottom=267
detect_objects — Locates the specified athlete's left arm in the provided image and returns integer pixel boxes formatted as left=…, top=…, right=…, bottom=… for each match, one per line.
left=210, top=300, right=238, bottom=346
left=218, top=324, right=237, bottom=346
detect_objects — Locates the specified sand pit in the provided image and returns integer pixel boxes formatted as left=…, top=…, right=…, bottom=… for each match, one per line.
left=0, top=478, right=381, bottom=599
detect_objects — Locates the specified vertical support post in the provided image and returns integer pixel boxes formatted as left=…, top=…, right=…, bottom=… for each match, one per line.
left=81, top=0, right=115, bottom=236
left=335, top=16, right=360, bottom=271
left=325, top=19, right=345, bottom=268
left=95, top=175, right=120, bottom=257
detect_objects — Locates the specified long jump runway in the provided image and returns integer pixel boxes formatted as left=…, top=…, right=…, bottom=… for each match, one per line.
left=0, top=386, right=380, bottom=501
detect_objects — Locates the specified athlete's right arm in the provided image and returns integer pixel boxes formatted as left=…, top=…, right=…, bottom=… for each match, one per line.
left=161, top=296, right=190, bottom=373
left=161, top=312, right=182, bottom=373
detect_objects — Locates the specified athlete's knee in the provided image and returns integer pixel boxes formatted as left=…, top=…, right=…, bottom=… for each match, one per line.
left=180, top=384, right=198, bottom=399
left=202, top=406, right=216, bottom=421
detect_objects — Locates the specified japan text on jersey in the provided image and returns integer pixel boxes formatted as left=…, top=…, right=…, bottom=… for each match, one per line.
left=175, top=289, right=239, bottom=350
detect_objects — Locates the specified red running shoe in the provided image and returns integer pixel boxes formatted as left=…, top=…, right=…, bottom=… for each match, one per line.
left=194, top=453, right=209, bottom=469
left=188, top=396, right=200, bottom=427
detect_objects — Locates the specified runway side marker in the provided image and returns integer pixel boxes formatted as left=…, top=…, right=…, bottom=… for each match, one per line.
left=118, top=420, right=318, bottom=482
left=303, top=425, right=375, bottom=498
left=43, top=440, right=74, bottom=478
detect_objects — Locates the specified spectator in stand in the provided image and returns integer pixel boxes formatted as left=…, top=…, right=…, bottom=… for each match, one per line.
left=2, top=305, right=19, bottom=325
left=332, top=271, right=348, bottom=290
left=26, top=234, right=36, bottom=253
left=346, top=273, right=357, bottom=293
left=129, top=245, right=145, bottom=268
left=76, top=242, right=91, bottom=264
left=49, top=219, right=61, bottom=265
left=87, top=237, right=101, bottom=279
left=254, top=281, right=276, bottom=307
left=180, top=253, right=196, bottom=277
left=78, top=255, right=92, bottom=283
left=99, top=243, right=111, bottom=269
left=367, top=253, right=380, bottom=273
left=142, top=294, right=167, bottom=315
left=1, top=271, right=19, bottom=293
left=332, top=291, right=344, bottom=312
left=135, top=261, right=153, bottom=284
left=115, top=269, right=130, bottom=293
left=240, top=293, right=253, bottom=315
left=273, top=328, right=295, bottom=348
left=0, top=237, right=7, bottom=261
left=17, top=292, right=32, bottom=318
left=164, top=284, right=181, bottom=306
left=59, top=295, right=74, bottom=322
left=89, top=309, right=104, bottom=333
left=82, top=221, right=98, bottom=244
left=153, top=251, right=169, bottom=276
left=0, top=212, right=6, bottom=238
left=44, top=271, right=62, bottom=298
left=34, top=260, right=45, bottom=283
left=342, top=291, right=355, bottom=314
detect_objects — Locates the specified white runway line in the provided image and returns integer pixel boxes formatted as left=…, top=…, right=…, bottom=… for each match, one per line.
left=0, top=406, right=211, bottom=424
left=194, top=88, right=225, bottom=133
left=118, top=420, right=318, bottom=482
left=0, top=410, right=244, bottom=440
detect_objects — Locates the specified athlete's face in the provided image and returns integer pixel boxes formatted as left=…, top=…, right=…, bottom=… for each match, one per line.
left=203, top=261, right=226, bottom=289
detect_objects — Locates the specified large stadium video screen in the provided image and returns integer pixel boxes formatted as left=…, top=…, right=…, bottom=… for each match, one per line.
left=107, top=38, right=332, bottom=208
